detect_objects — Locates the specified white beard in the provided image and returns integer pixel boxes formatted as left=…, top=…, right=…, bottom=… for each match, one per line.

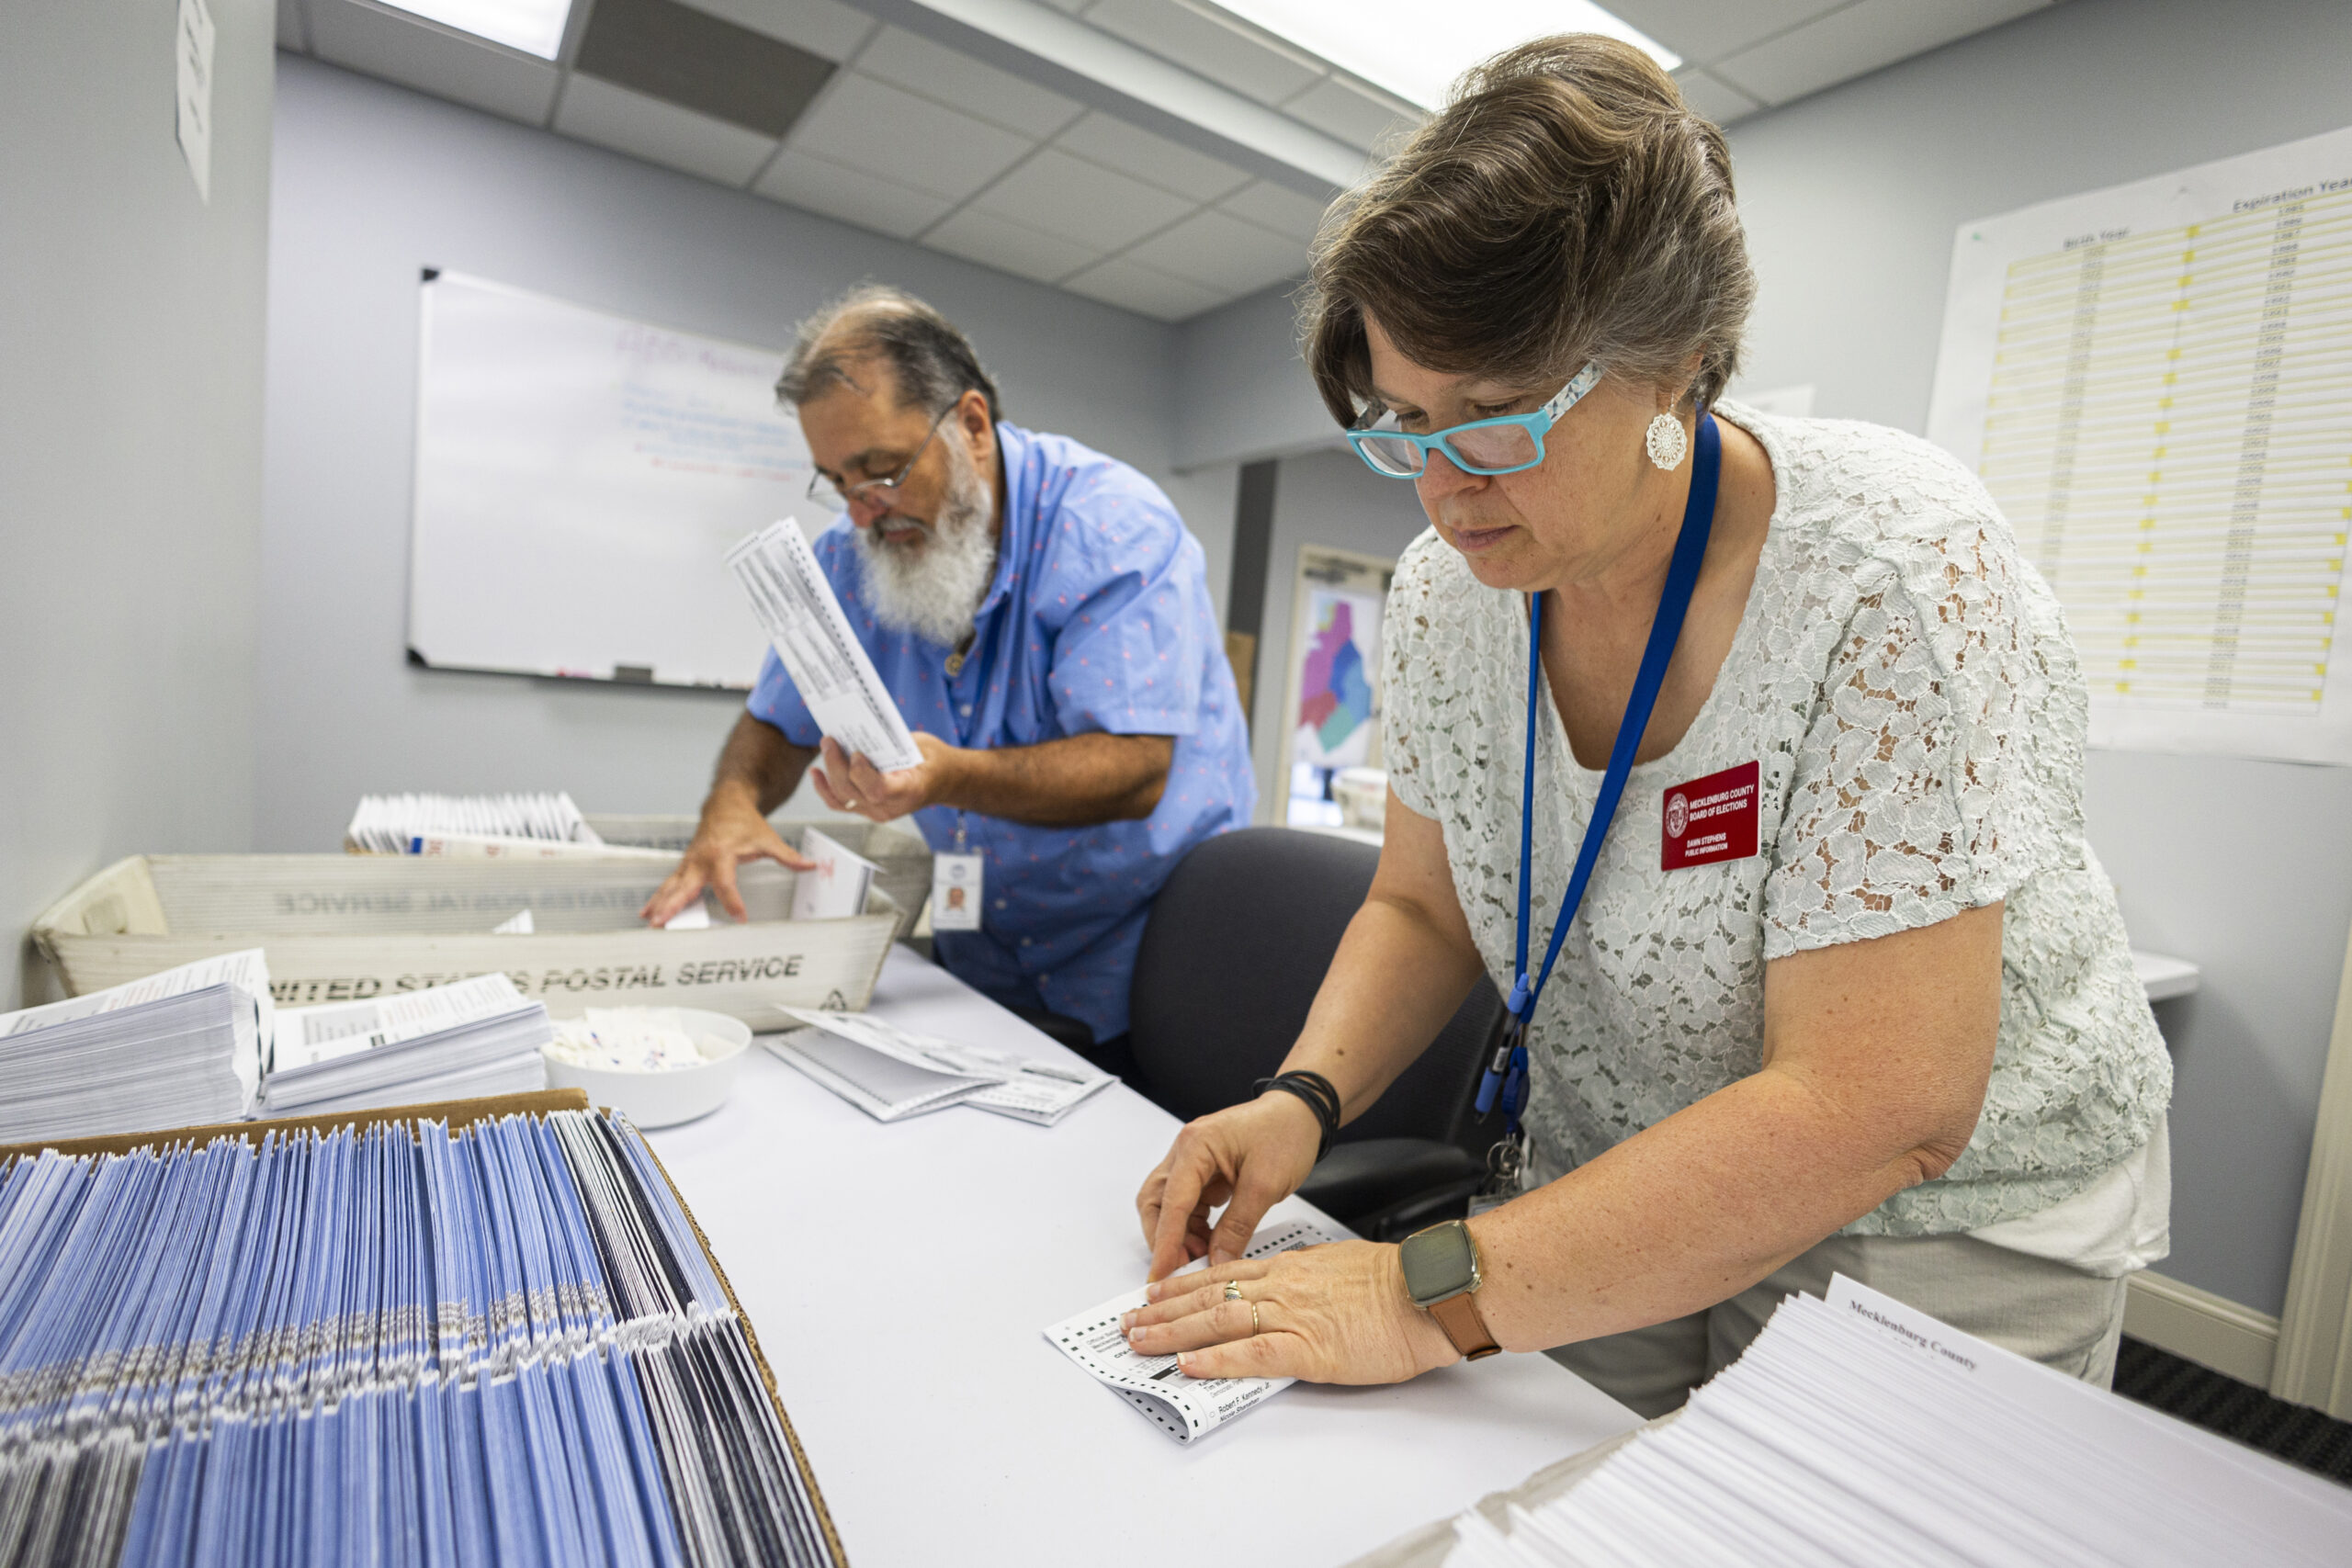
left=851, top=437, right=998, bottom=648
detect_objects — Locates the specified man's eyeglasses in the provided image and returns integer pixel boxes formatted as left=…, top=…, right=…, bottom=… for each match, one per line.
left=807, top=406, right=953, bottom=512
left=1345, top=362, right=1605, bottom=479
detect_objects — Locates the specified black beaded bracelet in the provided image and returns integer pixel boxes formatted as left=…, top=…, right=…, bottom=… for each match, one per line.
left=1253, top=1070, right=1340, bottom=1162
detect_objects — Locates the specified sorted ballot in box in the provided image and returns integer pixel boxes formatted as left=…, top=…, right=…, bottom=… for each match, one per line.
left=789, top=828, right=877, bottom=920
left=263, top=971, right=550, bottom=1116
left=1045, top=1218, right=1337, bottom=1444
left=728, top=522, right=922, bottom=772
left=766, top=1009, right=1114, bottom=1126
left=0, top=949, right=268, bottom=1142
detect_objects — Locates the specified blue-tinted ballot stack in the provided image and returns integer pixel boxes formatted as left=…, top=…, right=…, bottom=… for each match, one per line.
left=0, top=1107, right=840, bottom=1568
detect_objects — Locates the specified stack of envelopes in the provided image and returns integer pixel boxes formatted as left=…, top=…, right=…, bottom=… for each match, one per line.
left=0, top=1105, right=842, bottom=1567
left=261, top=971, right=549, bottom=1115
left=0, top=950, right=266, bottom=1142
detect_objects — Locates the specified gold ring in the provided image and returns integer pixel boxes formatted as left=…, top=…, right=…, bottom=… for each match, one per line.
left=1223, top=1280, right=1243, bottom=1301
left=1250, top=1302, right=1262, bottom=1336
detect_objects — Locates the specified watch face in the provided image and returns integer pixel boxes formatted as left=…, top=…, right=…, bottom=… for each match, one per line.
left=1399, top=1222, right=1477, bottom=1308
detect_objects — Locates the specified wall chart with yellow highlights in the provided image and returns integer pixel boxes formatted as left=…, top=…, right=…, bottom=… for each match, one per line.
left=1928, top=125, right=2352, bottom=763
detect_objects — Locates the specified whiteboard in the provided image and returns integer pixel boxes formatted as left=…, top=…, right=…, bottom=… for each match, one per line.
left=1925, top=126, right=2352, bottom=763
left=407, top=272, right=836, bottom=690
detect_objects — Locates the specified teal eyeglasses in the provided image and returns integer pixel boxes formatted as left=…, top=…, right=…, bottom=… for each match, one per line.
left=1346, top=362, right=1604, bottom=479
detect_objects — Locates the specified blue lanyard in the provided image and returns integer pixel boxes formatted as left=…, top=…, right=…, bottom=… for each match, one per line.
left=1476, top=412, right=1724, bottom=1134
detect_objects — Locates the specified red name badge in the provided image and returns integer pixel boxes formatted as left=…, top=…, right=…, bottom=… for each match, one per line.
left=1662, top=761, right=1760, bottom=871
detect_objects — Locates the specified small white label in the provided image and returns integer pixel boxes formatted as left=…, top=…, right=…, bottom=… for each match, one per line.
left=932, top=852, right=983, bottom=931
left=175, top=0, right=215, bottom=203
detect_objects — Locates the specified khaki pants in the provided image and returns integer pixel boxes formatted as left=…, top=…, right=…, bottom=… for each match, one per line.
left=1545, top=1233, right=2131, bottom=1419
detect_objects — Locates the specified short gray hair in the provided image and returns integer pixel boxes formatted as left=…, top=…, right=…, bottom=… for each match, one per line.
left=775, top=283, right=1002, bottom=421
left=1305, top=35, right=1754, bottom=423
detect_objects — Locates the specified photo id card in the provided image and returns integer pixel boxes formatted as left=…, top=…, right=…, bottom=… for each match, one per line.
left=932, top=852, right=983, bottom=931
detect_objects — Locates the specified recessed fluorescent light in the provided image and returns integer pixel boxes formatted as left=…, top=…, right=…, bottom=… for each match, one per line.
left=1209, top=0, right=1679, bottom=111
left=376, top=0, right=573, bottom=59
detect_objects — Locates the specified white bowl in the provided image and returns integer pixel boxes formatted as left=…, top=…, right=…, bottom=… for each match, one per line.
left=540, top=1008, right=752, bottom=1129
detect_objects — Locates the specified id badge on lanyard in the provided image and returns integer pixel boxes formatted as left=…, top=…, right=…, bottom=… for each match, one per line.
left=932, top=816, right=982, bottom=931
left=1470, top=412, right=1724, bottom=1214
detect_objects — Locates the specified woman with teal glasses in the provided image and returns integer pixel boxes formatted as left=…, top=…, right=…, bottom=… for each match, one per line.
left=1125, top=33, right=2171, bottom=1416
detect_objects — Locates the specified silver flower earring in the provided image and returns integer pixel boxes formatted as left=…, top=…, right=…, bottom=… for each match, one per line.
left=1645, top=412, right=1689, bottom=470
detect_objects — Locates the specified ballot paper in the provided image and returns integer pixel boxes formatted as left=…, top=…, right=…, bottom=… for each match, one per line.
left=0, top=949, right=268, bottom=1140
left=345, top=790, right=601, bottom=852
left=767, top=1008, right=1114, bottom=1125
left=263, top=972, right=549, bottom=1115
left=1044, top=1220, right=1337, bottom=1444
left=790, top=827, right=877, bottom=919
left=728, top=521, right=923, bottom=773
left=408, top=830, right=673, bottom=860
left=1440, top=1274, right=2352, bottom=1567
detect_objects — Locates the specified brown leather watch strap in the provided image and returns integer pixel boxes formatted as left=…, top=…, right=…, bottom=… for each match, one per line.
left=1428, top=1291, right=1500, bottom=1360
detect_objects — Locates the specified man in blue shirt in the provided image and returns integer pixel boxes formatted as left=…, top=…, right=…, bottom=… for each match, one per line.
left=644, top=286, right=1254, bottom=1065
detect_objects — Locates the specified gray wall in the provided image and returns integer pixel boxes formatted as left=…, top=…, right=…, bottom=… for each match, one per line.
left=1242, top=0, right=2352, bottom=1315
left=258, top=54, right=1236, bottom=850
left=1722, top=0, right=2352, bottom=1318
left=2, top=0, right=276, bottom=1010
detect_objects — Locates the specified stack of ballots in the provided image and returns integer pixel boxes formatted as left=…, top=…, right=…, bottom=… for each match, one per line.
left=0, top=950, right=266, bottom=1143
left=345, top=789, right=602, bottom=852
left=261, top=971, right=550, bottom=1116
left=0, top=1103, right=843, bottom=1567
left=1440, top=1275, right=2352, bottom=1567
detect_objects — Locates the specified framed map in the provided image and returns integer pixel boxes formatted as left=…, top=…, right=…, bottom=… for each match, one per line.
left=1276, top=545, right=1395, bottom=828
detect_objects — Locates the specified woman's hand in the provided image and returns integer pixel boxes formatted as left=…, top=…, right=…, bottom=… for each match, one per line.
left=1136, top=1094, right=1323, bottom=1281
left=1117, top=1241, right=1460, bottom=1384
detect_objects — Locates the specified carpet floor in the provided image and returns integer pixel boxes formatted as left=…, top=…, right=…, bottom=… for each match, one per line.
left=2112, top=1336, right=2352, bottom=1485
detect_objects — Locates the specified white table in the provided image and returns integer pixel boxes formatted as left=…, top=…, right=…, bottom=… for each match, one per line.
left=646, top=947, right=1641, bottom=1568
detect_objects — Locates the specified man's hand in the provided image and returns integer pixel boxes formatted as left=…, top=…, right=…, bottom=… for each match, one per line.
left=640, top=795, right=814, bottom=926
left=807, top=733, right=964, bottom=823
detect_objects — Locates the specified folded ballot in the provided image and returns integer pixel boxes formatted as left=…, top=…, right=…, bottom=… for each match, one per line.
left=1044, top=1219, right=1337, bottom=1444
left=261, top=972, right=549, bottom=1116
left=765, top=1008, right=1114, bottom=1125
left=728, top=523, right=922, bottom=773
left=0, top=950, right=268, bottom=1141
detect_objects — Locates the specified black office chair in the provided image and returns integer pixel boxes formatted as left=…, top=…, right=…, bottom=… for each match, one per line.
left=1128, top=827, right=1503, bottom=1240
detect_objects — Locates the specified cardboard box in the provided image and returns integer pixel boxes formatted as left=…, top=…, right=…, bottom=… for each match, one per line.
left=0, top=1089, right=848, bottom=1568
left=32, top=853, right=899, bottom=1027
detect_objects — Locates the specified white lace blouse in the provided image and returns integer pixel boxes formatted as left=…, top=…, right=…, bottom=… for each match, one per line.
left=1383, top=401, right=2172, bottom=1236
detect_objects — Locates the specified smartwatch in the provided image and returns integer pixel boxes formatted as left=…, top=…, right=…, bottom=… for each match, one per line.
left=1398, top=1219, right=1500, bottom=1360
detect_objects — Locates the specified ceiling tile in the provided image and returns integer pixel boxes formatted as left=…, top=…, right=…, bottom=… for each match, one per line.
left=277, top=0, right=308, bottom=50
left=1216, top=179, right=1328, bottom=244
left=671, top=0, right=876, bottom=62
left=754, top=147, right=957, bottom=239
left=923, top=209, right=1103, bottom=285
left=553, top=74, right=779, bottom=185
left=576, top=0, right=833, bottom=139
left=856, top=26, right=1085, bottom=140
left=1712, top=0, right=2048, bottom=106
left=1081, top=0, right=1323, bottom=107
left=306, top=0, right=560, bottom=125
left=1052, top=110, right=1250, bottom=203
left=786, top=73, right=1035, bottom=203
left=1062, top=256, right=1227, bottom=322
left=1670, top=65, right=1763, bottom=125
left=1601, top=1, right=1852, bottom=65
left=1281, top=73, right=1418, bottom=153
left=971, top=147, right=1196, bottom=252
left=1122, top=207, right=1305, bottom=294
